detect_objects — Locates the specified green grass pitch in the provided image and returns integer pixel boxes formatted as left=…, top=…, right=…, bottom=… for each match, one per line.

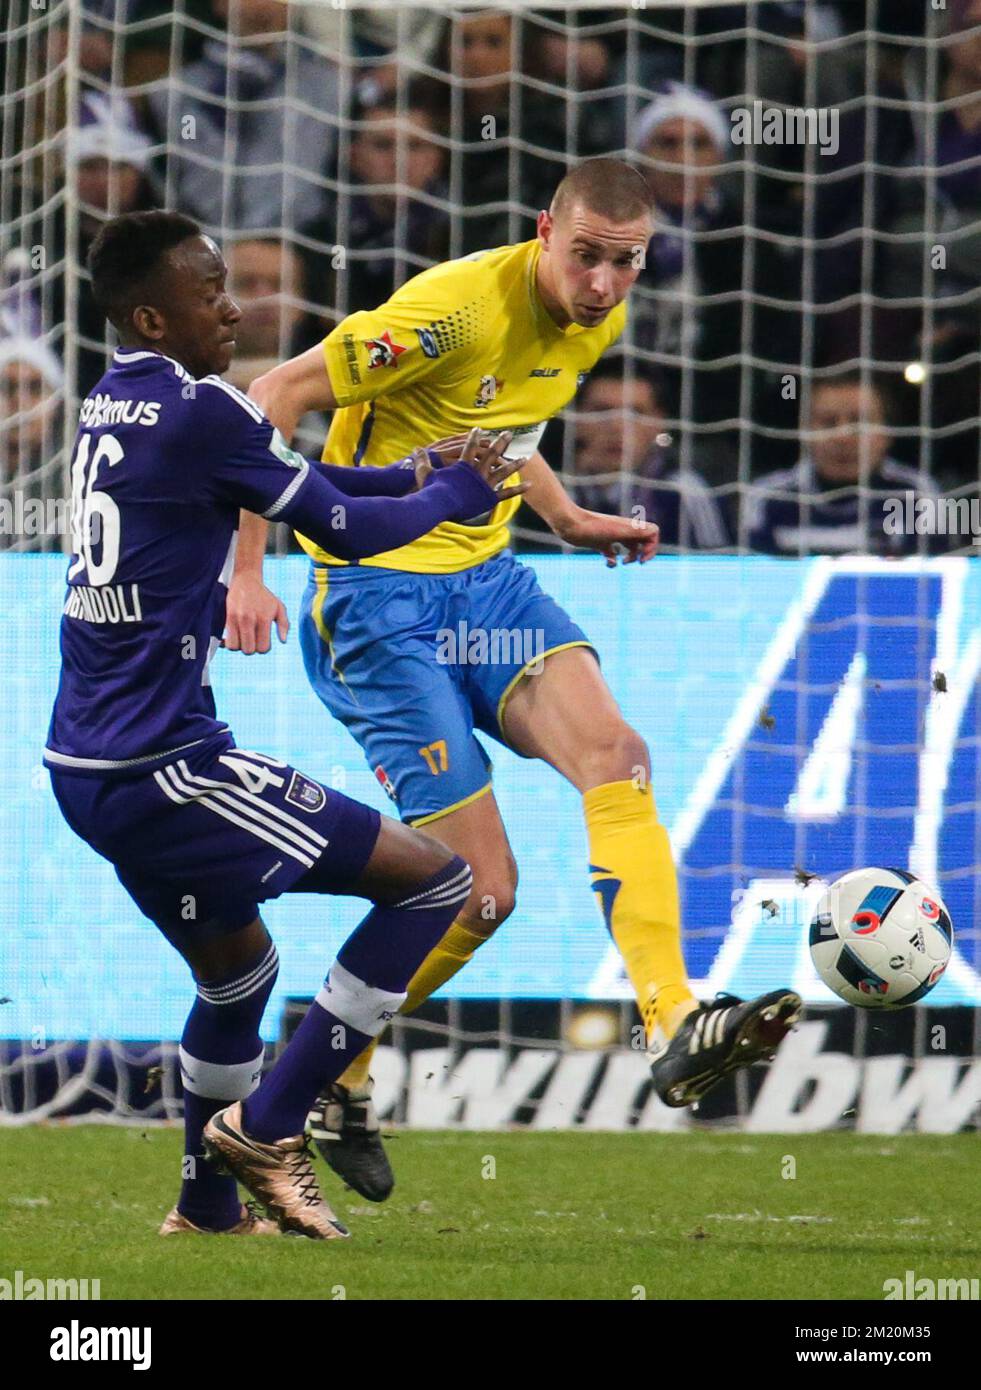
left=1, top=1127, right=978, bottom=1300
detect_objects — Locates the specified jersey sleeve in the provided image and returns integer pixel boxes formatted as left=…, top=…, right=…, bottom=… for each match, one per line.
left=314, top=458, right=418, bottom=498
left=192, top=377, right=501, bottom=557
left=323, top=272, right=480, bottom=407
left=195, top=378, right=317, bottom=518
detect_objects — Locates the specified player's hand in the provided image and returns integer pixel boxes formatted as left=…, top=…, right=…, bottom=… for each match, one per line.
left=558, top=506, right=659, bottom=565
left=424, top=433, right=472, bottom=467
left=223, top=574, right=290, bottom=654
left=410, top=447, right=436, bottom=490
left=455, top=427, right=528, bottom=500
left=409, top=433, right=488, bottom=490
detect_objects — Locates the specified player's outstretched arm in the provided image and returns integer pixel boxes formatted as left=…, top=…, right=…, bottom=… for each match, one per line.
left=521, top=450, right=659, bottom=566
left=314, top=450, right=435, bottom=497
left=226, top=348, right=341, bottom=654
left=224, top=448, right=491, bottom=654
left=280, top=431, right=523, bottom=561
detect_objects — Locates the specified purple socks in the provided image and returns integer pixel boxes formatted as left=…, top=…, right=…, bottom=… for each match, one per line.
left=244, top=857, right=471, bottom=1143
left=178, top=941, right=279, bottom=1229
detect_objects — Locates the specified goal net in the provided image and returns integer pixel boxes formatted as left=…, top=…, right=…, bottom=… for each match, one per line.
left=2, top=0, right=979, bottom=1132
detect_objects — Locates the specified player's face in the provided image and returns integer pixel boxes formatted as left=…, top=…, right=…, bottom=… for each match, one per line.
left=807, top=385, right=890, bottom=484
left=158, top=237, right=242, bottom=379
left=538, top=203, right=652, bottom=329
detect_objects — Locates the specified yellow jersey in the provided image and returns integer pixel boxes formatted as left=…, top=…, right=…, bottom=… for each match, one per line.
left=296, top=239, right=626, bottom=573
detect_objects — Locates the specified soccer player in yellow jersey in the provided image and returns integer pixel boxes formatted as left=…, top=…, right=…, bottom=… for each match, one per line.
left=226, top=159, right=800, bottom=1198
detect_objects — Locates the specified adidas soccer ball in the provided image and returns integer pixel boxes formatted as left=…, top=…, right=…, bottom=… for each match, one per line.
left=808, top=868, right=953, bottom=1008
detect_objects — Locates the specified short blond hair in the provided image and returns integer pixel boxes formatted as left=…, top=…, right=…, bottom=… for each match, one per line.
left=551, top=158, right=654, bottom=224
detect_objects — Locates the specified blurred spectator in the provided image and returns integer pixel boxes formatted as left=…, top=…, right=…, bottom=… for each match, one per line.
left=572, top=363, right=729, bottom=550
left=536, top=21, right=612, bottom=91
left=72, top=94, right=158, bottom=234
left=548, top=5, right=685, bottom=151
left=915, top=0, right=981, bottom=211
left=878, top=0, right=981, bottom=489
left=0, top=339, right=65, bottom=554
left=46, top=7, right=115, bottom=82
left=46, top=0, right=216, bottom=90
left=744, top=373, right=941, bottom=556
left=306, top=95, right=449, bottom=316
left=8, top=82, right=157, bottom=390
left=631, top=82, right=799, bottom=471
left=702, top=3, right=873, bottom=244
left=299, top=5, right=445, bottom=107
left=72, top=96, right=158, bottom=393
left=517, top=362, right=728, bottom=551
left=222, top=238, right=306, bottom=387
left=1, top=248, right=45, bottom=342
left=32, top=93, right=160, bottom=396
left=145, top=0, right=339, bottom=237
left=632, top=81, right=733, bottom=374
left=701, top=0, right=911, bottom=393
left=527, top=7, right=626, bottom=147
left=221, top=238, right=328, bottom=460
left=440, top=9, right=612, bottom=253
left=636, top=87, right=729, bottom=217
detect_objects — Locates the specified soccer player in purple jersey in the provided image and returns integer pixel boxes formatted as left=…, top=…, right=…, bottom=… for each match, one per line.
left=44, top=211, right=525, bottom=1239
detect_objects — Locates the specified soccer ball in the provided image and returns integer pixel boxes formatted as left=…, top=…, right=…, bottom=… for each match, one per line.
left=808, top=867, right=953, bottom=1008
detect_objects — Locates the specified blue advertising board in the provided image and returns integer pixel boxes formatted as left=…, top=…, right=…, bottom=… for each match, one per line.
left=2, top=553, right=979, bottom=1041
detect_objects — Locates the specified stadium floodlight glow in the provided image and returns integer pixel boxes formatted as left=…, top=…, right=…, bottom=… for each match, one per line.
left=904, top=362, right=927, bottom=385
left=565, top=1007, right=619, bottom=1050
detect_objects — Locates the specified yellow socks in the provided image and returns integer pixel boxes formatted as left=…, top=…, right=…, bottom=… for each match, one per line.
left=337, top=920, right=490, bottom=1093
left=340, top=779, right=694, bottom=1093
left=584, top=778, right=697, bottom=1042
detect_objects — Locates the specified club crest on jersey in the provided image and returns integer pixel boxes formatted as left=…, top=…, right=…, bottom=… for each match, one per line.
left=285, top=770, right=326, bottom=813
left=375, top=765, right=398, bottom=803
left=475, top=375, right=503, bottom=408
left=416, top=328, right=440, bottom=359
left=365, top=331, right=407, bottom=369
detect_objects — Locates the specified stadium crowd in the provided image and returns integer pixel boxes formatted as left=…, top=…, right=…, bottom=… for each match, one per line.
left=3, top=0, right=979, bottom=554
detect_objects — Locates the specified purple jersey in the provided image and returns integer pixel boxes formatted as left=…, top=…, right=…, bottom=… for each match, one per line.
left=44, top=348, right=497, bottom=778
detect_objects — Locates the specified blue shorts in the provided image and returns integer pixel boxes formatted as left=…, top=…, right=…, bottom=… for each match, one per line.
left=50, top=741, right=381, bottom=953
left=298, top=550, right=595, bottom=825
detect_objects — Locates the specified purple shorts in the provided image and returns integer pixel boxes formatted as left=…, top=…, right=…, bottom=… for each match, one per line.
left=50, top=742, right=381, bottom=952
